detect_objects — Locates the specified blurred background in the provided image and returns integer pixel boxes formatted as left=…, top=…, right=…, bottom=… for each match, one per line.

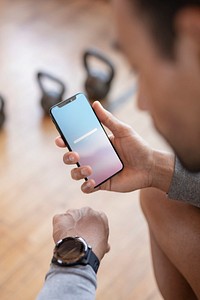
left=0, top=0, right=169, bottom=299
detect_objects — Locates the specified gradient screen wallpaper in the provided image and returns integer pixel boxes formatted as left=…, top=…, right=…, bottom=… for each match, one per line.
left=50, top=93, right=123, bottom=187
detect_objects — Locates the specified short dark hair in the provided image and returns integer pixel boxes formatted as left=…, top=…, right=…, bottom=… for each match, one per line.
left=129, top=0, right=200, bottom=59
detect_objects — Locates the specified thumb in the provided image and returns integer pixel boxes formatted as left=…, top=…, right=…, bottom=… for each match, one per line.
left=92, top=101, right=129, bottom=137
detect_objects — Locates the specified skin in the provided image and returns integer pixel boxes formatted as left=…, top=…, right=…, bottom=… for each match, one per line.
left=113, top=1, right=200, bottom=172
left=53, top=207, right=110, bottom=261
left=55, top=101, right=174, bottom=194
left=53, top=0, right=200, bottom=298
left=140, top=188, right=200, bottom=299
left=55, top=3, right=200, bottom=191
left=111, top=1, right=200, bottom=298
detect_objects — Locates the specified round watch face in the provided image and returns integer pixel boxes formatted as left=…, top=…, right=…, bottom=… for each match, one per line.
left=54, top=237, right=87, bottom=264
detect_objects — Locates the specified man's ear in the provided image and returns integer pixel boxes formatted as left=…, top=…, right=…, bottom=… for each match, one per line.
left=175, top=7, right=200, bottom=51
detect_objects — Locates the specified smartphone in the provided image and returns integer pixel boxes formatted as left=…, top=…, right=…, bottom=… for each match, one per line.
left=50, top=93, right=123, bottom=187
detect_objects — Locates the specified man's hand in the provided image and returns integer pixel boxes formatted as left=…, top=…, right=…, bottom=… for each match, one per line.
left=52, top=207, right=110, bottom=261
left=55, top=101, right=174, bottom=194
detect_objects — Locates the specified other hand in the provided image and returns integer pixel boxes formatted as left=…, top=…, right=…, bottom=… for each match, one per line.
left=52, top=206, right=110, bottom=261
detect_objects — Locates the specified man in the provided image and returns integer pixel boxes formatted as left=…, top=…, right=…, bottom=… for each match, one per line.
left=38, top=0, right=200, bottom=299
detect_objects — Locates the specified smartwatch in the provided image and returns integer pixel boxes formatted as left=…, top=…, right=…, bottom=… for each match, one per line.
left=51, top=236, right=100, bottom=273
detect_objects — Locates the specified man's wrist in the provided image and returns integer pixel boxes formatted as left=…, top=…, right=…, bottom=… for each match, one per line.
left=151, top=150, right=175, bottom=193
left=52, top=236, right=100, bottom=273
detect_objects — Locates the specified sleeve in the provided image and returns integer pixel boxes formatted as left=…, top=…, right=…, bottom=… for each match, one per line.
left=36, top=264, right=97, bottom=300
left=168, top=157, right=200, bottom=207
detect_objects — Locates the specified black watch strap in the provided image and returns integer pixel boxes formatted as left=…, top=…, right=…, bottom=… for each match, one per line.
left=86, top=248, right=100, bottom=273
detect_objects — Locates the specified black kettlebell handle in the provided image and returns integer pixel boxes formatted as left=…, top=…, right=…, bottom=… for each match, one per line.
left=83, top=49, right=115, bottom=84
left=37, top=71, right=66, bottom=97
left=0, top=95, right=5, bottom=111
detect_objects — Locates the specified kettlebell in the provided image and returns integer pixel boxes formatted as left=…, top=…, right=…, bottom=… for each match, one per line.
left=83, top=48, right=115, bottom=102
left=37, top=71, right=66, bottom=114
left=0, top=95, right=6, bottom=129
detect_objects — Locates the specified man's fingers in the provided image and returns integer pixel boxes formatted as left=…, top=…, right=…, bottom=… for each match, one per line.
left=55, top=136, right=66, bottom=148
left=81, top=179, right=97, bottom=194
left=92, top=101, right=131, bottom=137
left=71, top=166, right=92, bottom=180
left=63, top=152, right=80, bottom=164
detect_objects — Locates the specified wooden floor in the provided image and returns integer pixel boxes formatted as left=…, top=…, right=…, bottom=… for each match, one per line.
left=0, top=1, right=170, bottom=299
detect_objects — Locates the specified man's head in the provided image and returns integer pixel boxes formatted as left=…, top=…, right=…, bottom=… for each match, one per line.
left=112, top=0, right=200, bottom=171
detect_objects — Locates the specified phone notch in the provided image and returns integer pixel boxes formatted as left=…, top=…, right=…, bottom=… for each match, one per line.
left=57, top=96, right=76, bottom=108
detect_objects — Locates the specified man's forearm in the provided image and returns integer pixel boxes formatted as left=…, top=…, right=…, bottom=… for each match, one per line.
left=151, top=150, right=175, bottom=193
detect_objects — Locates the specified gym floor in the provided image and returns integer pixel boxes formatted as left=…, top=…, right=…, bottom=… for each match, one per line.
left=0, top=0, right=169, bottom=299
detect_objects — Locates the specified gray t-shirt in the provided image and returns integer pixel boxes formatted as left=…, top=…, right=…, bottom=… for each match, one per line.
left=37, top=157, right=200, bottom=300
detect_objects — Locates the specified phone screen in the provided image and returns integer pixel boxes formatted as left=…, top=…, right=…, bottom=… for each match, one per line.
left=50, top=93, right=123, bottom=187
